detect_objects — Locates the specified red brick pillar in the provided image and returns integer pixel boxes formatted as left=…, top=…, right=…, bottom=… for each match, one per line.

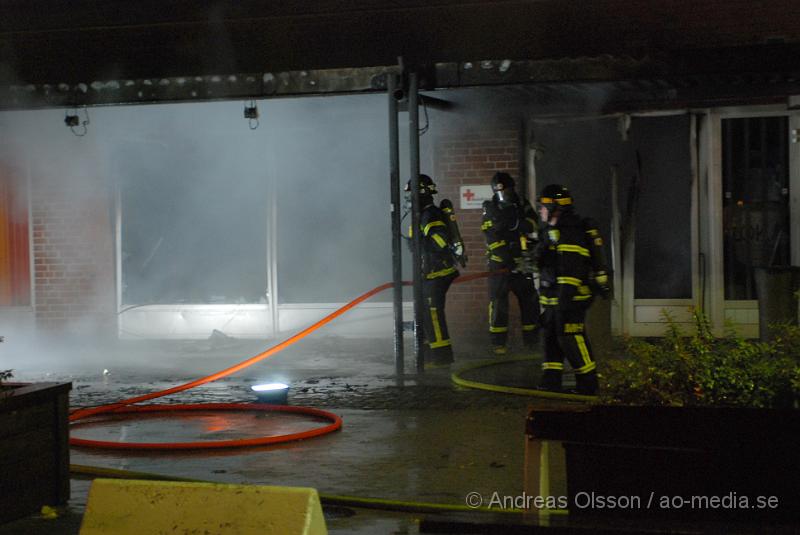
left=434, top=118, right=525, bottom=351
left=31, top=172, right=116, bottom=336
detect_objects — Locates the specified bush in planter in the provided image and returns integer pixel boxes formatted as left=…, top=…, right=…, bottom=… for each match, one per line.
left=545, top=313, right=800, bottom=522
left=598, top=310, right=800, bottom=408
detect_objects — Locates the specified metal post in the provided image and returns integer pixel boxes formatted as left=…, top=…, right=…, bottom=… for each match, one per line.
left=408, top=72, right=425, bottom=373
left=610, top=165, right=622, bottom=335
left=388, top=73, right=404, bottom=376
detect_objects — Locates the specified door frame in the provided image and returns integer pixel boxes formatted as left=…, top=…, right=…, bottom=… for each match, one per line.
left=622, top=113, right=701, bottom=336
left=623, top=105, right=799, bottom=337
left=703, top=105, right=798, bottom=338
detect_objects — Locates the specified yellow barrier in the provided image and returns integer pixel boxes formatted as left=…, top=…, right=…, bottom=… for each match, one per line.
left=79, top=478, right=327, bottom=535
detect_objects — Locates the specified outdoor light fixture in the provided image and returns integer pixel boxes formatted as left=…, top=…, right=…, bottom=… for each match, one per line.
left=251, top=382, right=289, bottom=404
left=64, top=108, right=90, bottom=136
left=64, top=114, right=80, bottom=127
left=243, top=100, right=259, bottom=129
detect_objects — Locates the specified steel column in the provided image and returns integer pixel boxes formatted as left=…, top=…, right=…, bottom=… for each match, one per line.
left=388, top=73, right=404, bottom=376
left=408, top=72, right=424, bottom=373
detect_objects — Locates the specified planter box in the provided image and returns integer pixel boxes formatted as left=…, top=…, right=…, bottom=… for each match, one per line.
left=0, top=382, right=72, bottom=524
left=526, top=405, right=800, bottom=522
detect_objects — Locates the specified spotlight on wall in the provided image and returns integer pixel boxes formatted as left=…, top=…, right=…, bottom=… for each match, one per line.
left=251, top=382, right=289, bottom=404
left=64, top=114, right=80, bottom=127
left=243, top=100, right=259, bottom=130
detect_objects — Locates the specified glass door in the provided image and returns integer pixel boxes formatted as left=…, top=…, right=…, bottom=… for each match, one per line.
left=722, top=117, right=790, bottom=297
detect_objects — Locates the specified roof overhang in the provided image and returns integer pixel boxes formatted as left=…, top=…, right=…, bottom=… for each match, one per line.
left=3, top=1, right=800, bottom=112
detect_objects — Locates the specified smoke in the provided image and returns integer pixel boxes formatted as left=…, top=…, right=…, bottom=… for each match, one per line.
left=0, top=93, right=427, bottom=374
left=530, top=113, right=693, bottom=300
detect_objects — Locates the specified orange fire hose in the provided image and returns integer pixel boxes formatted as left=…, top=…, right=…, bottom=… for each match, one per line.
left=69, top=404, right=343, bottom=450
left=69, top=272, right=495, bottom=450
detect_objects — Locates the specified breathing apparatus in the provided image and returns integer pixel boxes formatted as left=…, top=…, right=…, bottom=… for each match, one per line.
left=402, top=176, right=467, bottom=266
left=439, top=198, right=467, bottom=267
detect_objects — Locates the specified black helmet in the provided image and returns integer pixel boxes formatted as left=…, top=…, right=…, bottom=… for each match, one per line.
left=490, top=172, right=518, bottom=205
left=404, top=174, right=437, bottom=196
left=538, top=184, right=573, bottom=210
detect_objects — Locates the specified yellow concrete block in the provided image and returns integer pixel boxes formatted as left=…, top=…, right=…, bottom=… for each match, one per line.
left=79, top=478, right=327, bottom=535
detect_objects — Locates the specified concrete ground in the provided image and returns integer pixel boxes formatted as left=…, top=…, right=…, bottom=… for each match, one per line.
left=2, top=334, right=569, bottom=534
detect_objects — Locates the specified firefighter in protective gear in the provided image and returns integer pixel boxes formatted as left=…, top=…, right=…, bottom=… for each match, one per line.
left=481, top=172, right=540, bottom=355
left=536, top=184, right=609, bottom=395
left=405, top=174, right=462, bottom=366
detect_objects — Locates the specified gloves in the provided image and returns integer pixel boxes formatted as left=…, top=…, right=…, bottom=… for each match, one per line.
left=592, top=270, right=611, bottom=299
left=513, top=251, right=536, bottom=274
left=452, top=243, right=468, bottom=267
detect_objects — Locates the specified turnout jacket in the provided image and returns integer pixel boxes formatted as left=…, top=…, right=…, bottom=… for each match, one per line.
left=481, top=198, right=538, bottom=271
left=410, top=204, right=459, bottom=279
left=538, top=211, right=608, bottom=309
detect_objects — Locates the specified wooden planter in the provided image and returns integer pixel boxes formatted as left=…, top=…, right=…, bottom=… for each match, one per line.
left=0, top=382, right=72, bottom=524
left=526, top=404, right=800, bottom=522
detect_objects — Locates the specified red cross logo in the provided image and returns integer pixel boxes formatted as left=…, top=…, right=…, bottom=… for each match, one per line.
left=462, top=189, right=475, bottom=202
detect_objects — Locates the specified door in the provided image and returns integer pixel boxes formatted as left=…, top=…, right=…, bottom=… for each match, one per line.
left=720, top=115, right=791, bottom=335
left=0, top=163, right=31, bottom=307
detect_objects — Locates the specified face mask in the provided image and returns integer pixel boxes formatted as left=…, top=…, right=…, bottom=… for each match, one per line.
left=495, top=189, right=518, bottom=207
left=537, top=204, right=549, bottom=223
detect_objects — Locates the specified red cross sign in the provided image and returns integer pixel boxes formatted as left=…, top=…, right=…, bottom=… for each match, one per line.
left=459, top=185, right=493, bottom=209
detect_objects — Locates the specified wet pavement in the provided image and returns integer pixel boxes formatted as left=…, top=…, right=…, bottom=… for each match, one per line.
left=2, top=334, right=572, bottom=534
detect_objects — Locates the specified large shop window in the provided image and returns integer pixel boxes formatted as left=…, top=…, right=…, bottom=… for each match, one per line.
left=271, top=100, right=391, bottom=304
left=722, top=116, right=789, bottom=300
left=0, top=164, right=30, bottom=306
left=119, top=137, right=268, bottom=306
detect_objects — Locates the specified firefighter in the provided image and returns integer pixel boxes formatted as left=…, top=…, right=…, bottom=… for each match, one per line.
left=536, top=184, right=609, bottom=395
left=481, top=172, right=540, bottom=355
left=405, top=174, right=463, bottom=367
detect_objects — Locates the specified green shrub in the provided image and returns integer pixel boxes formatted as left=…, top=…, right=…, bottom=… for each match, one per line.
left=598, top=311, right=800, bottom=408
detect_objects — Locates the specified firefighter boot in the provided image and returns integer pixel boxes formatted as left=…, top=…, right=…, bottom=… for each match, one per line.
left=425, top=344, right=454, bottom=369
left=575, top=370, right=598, bottom=395
left=522, top=328, right=540, bottom=353
left=539, top=369, right=563, bottom=392
left=492, top=345, right=508, bottom=356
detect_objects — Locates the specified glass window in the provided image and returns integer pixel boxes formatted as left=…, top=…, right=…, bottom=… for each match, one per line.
left=722, top=117, right=789, bottom=300
left=118, top=103, right=269, bottom=305
left=269, top=97, right=391, bottom=303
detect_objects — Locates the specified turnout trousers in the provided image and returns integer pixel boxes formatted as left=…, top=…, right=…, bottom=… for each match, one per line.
left=539, top=305, right=598, bottom=394
left=488, top=271, right=540, bottom=348
left=422, top=272, right=457, bottom=364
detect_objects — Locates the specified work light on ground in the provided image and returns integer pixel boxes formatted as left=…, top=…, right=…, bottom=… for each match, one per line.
left=250, top=382, right=289, bottom=404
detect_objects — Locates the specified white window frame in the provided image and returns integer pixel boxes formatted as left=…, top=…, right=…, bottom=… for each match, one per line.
left=702, top=105, right=798, bottom=338
left=621, top=114, right=701, bottom=337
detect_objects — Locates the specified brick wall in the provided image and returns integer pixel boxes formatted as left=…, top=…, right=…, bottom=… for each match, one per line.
left=31, top=172, right=115, bottom=335
left=434, top=116, right=528, bottom=350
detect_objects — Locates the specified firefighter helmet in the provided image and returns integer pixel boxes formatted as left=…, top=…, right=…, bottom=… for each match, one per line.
left=490, top=172, right=518, bottom=205
left=490, top=172, right=515, bottom=193
left=538, top=184, right=573, bottom=210
left=404, top=174, right=438, bottom=196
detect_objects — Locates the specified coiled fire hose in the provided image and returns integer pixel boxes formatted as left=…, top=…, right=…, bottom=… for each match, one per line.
left=69, top=272, right=495, bottom=450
